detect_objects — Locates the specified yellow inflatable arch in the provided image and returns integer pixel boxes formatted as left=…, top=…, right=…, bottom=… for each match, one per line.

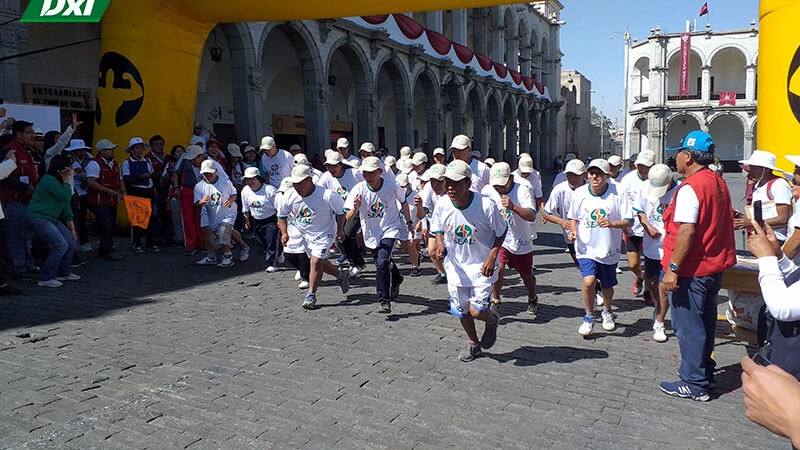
left=95, top=0, right=797, bottom=176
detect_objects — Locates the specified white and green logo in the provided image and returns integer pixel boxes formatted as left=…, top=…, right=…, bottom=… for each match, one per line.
left=21, top=0, right=111, bottom=22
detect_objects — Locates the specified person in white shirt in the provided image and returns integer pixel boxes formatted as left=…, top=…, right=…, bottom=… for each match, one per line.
left=633, top=164, right=679, bottom=343
left=618, top=154, right=635, bottom=180
left=484, top=158, right=496, bottom=168
left=278, top=165, right=350, bottom=309
left=550, top=152, right=577, bottom=189
left=567, top=159, right=633, bottom=337
left=782, top=155, right=800, bottom=263
left=481, top=162, right=539, bottom=316
left=336, top=137, right=360, bottom=166
left=241, top=167, right=280, bottom=271
left=407, top=151, right=428, bottom=191
left=193, top=160, right=249, bottom=268
left=617, top=150, right=656, bottom=297
left=344, top=157, right=413, bottom=314
left=543, top=159, right=587, bottom=264
left=417, top=163, right=448, bottom=285
left=259, top=136, right=293, bottom=189
left=513, top=154, right=544, bottom=212
left=319, top=151, right=365, bottom=274
left=430, top=159, right=507, bottom=362
left=608, top=155, right=623, bottom=182
left=398, top=146, right=412, bottom=161
left=735, top=150, right=793, bottom=243
left=293, top=153, right=322, bottom=183
left=448, top=134, right=490, bottom=193
left=432, top=147, right=446, bottom=165
left=274, top=178, right=310, bottom=289
left=395, top=173, right=422, bottom=276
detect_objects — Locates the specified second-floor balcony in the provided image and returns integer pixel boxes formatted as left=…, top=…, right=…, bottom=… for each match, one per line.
left=634, top=95, right=649, bottom=104
left=667, top=92, right=701, bottom=101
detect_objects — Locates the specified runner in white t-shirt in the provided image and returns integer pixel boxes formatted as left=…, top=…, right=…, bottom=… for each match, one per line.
left=292, top=153, right=323, bottom=183
left=274, top=178, right=310, bottom=289
left=417, top=164, right=448, bottom=285
left=344, top=157, right=413, bottom=314
left=543, top=159, right=587, bottom=264
left=481, top=162, right=539, bottom=316
left=259, top=136, right=293, bottom=189
left=336, top=137, right=360, bottom=167
left=319, top=151, right=366, bottom=274
left=567, top=159, right=633, bottom=337
left=448, top=134, right=490, bottom=193
left=193, top=160, right=250, bottom=268
left=617, top=150, right=655, bottom=297
left=395, top=173, right=422, bottom=276
left=633, top=164, right=679, bottom=343
left=430, top=160, right=506, bottom=362
left=783, top=155, right=800, bottom=264
left=277, top=165, right=350, bottom=309
left=240, top=167, right=280, bottom=272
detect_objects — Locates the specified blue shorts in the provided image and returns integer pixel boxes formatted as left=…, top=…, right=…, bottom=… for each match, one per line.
left=644, top=257, right=665, bottom=281
left=577, top=259, right=618, bottom=289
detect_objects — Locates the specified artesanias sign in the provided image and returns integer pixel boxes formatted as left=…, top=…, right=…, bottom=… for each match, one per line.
left=22, top=84, right=95, bottom=112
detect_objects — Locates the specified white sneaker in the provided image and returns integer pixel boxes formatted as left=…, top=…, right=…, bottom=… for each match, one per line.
left=277, top=254, right=285, bottom=265
left=56, top=273, right=81, bottom=281
left=266, top=266, right=277, bottom=273
left=615, top=267, right=623, bottom=274
left=349, top=265, right=363, bottom=278
left=653, top=322, right=668, bottom=342
left=37, top=279, right=63, bottom=288
left=595, top=291, right=605, bottom=306
left=217, top=254, right=234, bottom=268
left=196, top=255, right=217, bottom=266
left=578, top=317, right=594, bottom=336
left=240, top=245, right=250, bottom=262
left=80, top=243, right=93, bottom=253
left=298, top=280, right=309, bottom=289
left=601, top=309, right=616, bottom=331
left=294, top=270, right=301, bottom=281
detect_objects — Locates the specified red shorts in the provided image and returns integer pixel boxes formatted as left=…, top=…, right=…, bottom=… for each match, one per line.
left=499, top=248, right=533, bottom=276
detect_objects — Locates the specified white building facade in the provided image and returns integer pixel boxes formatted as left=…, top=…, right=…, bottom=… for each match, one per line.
left=623, top=23, right=758, bottom=170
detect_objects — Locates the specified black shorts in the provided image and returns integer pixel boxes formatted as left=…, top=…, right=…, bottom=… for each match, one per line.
left=625, top=234, right=643, bottom=253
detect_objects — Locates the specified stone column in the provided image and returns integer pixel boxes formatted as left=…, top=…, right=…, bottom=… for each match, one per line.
left=451, top=101, right=466, bottom=140
left=0, top=8, right=28, bottom=103
left=506, top=35, right=519, bottom=70
left=701, top=66, right=711, bottom=103
left=303, top=84, right=332, bottom=158
left=230, top=66, right=266, bottom=144
left=426, top=97, right=444, bottom=151
left=646, top=112, right=665, bottom=160
left=490, top=115, right=503, bottom=161
left=518, top=107, right=529, bottom=156
left=452, top=9, right=468, bottom=45
left=519, top=46, right=531, bottom=77
left=395, top=104, right=414, bottom=149
left=504, top=107, right=517, bottom=163
left=743, top=130, right=754, bottom=160
left=547, top=108, right=558, bottom=165
left=426, top=11, right=443, bottom=33
left=530, top=105, right=541, bottom=162
left=745, top=64, right=756, bottom=103
left=490, top=26, right=504, bottom=62
left=472, top=9, right=487, bottom=55
left=355, top=91, right=378, bottom=146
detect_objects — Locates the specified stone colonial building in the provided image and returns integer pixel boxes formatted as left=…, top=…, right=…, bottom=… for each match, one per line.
left=1, top=2, right=563, bottom=164
left=624, top=22, right=758, bottom=169
left=557, top=69, right=594, bottom=159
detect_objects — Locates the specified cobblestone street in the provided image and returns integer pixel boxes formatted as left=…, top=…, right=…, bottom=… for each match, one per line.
left=0, top=175, right=786, bottom=448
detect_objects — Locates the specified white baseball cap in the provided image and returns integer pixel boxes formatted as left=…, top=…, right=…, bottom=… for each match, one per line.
left=359, top=142, right=376, bottom=154
left=445, top=159, right=472, bottom=181
left=564, top=159, right=587, bottom=176
left=260, top=136, right=276, bottom=151
left=608, top=155, right=623, bottom=167
left=412, top=152, right=428, bottom=166
left=739, top=150, right=781, bottom=173
left=433, top=147, right=446, bottom=156
left=636, top=150, right=656, bottom=167
left=428, top=164, right=447, bottom=181
left=385, top=156, right=397, bottom=167
left=587, top=158, right=611, bottom=175
left=490, top=162, right=512, bottom=186
left=646, top=164, right=674, bottom=199
left=288, top=164, right=312, bottom=183
left=337, top=137, right=349, bottom=149
left=125, top=137, right=149, bottom=154
left=400, top=159, right=415, bottom=174
left=518, top=154, right=535, bottom=174
left=450, top=134, right=471, bottom=150
left=189, top=136, right=204, bottom=146
left=278, top=177, right=293, bottom=193
left=227, top=143, right=242, bottom=158
left=565, top=152, right=577, bottom=160
left=200, top=159, right=217, bottom=174
left=361, top=156, right=382, bottom=172
left=324, top=152, right=343, bottom=165
left=184, top=145, right=204, bottom=160
left=243, top=167, right=260, bottom=179
left=484, top=158, right=496, bottom=167
left=293, top=153, right=310, bottom=166
left=395, top=173, right=410, bottom=187
left=96, top=139, right=118, bottom=152
left=786, top=155, right=800, bottom=169
left=399, top=146, right=412, bottom=159
left=243, top=145, right=256, bottom=154
left=289, top=144, right=302, bottom=152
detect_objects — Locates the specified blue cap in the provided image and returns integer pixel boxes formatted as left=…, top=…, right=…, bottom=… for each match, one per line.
left=667, top=131, right=714, bottom=153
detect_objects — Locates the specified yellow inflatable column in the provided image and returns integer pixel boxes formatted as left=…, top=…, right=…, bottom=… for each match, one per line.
left=759, top=0, right=800, bottom=173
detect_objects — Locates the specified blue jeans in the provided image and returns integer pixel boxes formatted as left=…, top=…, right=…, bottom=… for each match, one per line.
left=28, top=218, right=75, bottom=282
left=253, top=215, right=279, bottom=266
left=668, top=273, right=723, bottom=391
left=373, top=238, right=402, bottom=302
left=90, top=204, right=117, bottom=255
left=5, top=202, right=34, bottom=273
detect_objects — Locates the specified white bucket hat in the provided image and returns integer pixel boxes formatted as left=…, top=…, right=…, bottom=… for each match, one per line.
left=64, top=139, right=91, bottom=152
left=96, top=139, right=118, bottom=152
left=786, top=155, right=800, bottom=169
left=125, top=137, right=149, bottom=154
left=739, top=150, right=781, bottom=173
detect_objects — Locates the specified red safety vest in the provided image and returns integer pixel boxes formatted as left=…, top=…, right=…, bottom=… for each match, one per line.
left=0, top=140, right=40, bottom=204
left=87, top=155, right=121, bottom=206
left=662, top=168, right=737, bottom=277
left=146, top=151, right=167, bottom=191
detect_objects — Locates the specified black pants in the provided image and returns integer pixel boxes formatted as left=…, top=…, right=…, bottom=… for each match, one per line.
left=71, top=194, right=89, bottom=245
left=285, top=252, right=310, bottom=281
left=90, top=204, right=117, bottom=255
left=127, top=186, right=155, bottom=248
left=343, top=215, right=365, bottom=267
left=373, top=238, right=402, bottom=302
left=253, top=215, right=279, bottom=266
left=152, top=189, right=174, bottom=245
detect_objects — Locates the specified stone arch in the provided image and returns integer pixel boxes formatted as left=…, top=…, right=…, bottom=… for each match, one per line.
left=503, top=94, right=518, bottom=161
left=411, top=68, right=443, bottom=151
left=517, top=15, right=530, bottom=75
left=667, top=48, right=704, bottom=98
left=708, top=43, right=750, bottom=66
left=707, top=112, right=745, bottom=161
left=374, top=53, right=412, bottom=152
left=665, top=113, right=702, bottom=152
left=465, top=82, right=487, bottom=154
left=540, top=36, right=549, bottom=86
left=442, top=77, right=467, bottom=147
left=218, top=22, right=261, bottom=143
left=710, top=46, right=747, bottom=97
left=666, top=46, right=708, bottom=67
left=517, top=98, right=531, bottom=156
left=326, top=36, right=376, bottom=146
left=503, top=6, right=516, bottom=68
left=487, top=89, right=503, bottom=160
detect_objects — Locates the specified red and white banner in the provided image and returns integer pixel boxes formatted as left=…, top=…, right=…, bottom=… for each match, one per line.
left=719, top=91, right=737, bottom=106
left=679, top=32, right=691, bottom=96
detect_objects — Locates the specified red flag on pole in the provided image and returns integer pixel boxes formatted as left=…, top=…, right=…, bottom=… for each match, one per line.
left=699, top=2, right=709, bottom=16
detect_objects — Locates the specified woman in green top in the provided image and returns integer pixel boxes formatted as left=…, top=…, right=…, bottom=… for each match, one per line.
left=25, top=154, right=80, bottom=288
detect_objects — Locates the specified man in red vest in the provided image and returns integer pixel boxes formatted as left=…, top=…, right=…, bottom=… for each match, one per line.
left=659, top=131, right=736, bottom=401
left=86, top=139, right=126, bottom=260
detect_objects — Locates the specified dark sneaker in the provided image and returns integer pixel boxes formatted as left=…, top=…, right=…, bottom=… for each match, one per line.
left=527, top=296, right=539, bottom=315
left=659, top=381, right=710, bottom=402
left=432, top=273, right=447, bottom=285
left=389, top=273, right=403, bottom=299
left=632, top=277, right=644, bottom=297
left=410, top=267, right=422, bottom=277
left=337, top=269, right=350, bottom=294
left=489, top=299, right=501, bottom=316
left=480, top=313, right=499, bottom=349
left=378, top=301, right=391, bottom=314
left=336, top=254, right=347, bottom=266
left=302, top=293, right=317, bottom=310
left=458, top=341, right=482, bottom=362
left=643, top=290, right=655, bottom=306
left=134, top=246, right=144, bottom=254
left=185, top=248, right=199, bottom=256
left=102, top=251, right=124, bottom=261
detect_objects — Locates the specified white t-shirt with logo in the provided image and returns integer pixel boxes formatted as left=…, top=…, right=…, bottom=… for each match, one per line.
left=481, top=183, right=536, bottom=255
left=617, top=170, right=649, bottom=237
left=241, top=183, right=278, bottom=220
left=418, top=182, right=446, bottom=231
left=634, top=182, right=679, bottom=260
left=513, top=170, right=543, bottom=199
left=260, top=150, right=293, bottom=188
left=274, top=190, right=304, bottom=254
left=430, top=192, right=507, bottom=287
left=469, top=159, right=491, bottom=193
left=567, top=182, right=632, bottom=265
left=402, top=187, right=421, bottom=241
left=752, top=177, right=794, bottom=241
left=193, top=177, right=238, bottom=229
left=545, top=180, right=586, bottom=243
left=318, top=168, right=359, bottom=202
left=552, top=171, right=567, bottom=189
left=344, top=179, right=407, bottom=249
left=277, top=186, right=345, bottom=244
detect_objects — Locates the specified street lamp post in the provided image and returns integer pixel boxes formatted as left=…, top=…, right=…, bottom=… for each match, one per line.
left=611, top=29, right=631, bottom=159
left=591, top=90, right=605, bottom=157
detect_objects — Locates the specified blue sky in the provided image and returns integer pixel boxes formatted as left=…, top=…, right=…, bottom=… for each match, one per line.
left=560, top=0, right=759, bottom=126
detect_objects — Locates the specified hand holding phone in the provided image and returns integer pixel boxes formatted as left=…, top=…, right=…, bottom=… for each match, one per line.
left=754, top=200, right=765, bottom=229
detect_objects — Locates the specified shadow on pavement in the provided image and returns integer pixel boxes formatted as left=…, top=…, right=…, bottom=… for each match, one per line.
left=484, top=345, right=609, bottom=367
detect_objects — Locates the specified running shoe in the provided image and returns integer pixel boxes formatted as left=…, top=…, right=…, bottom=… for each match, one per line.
left=489, top=299, right=501, bottom=316
left=240, top=244, right=250, bottom=262
left=458, top=341, right=481, bottom=362
left=217, top=254, right=234, bottom=268
left=601, top=309, right=616, bottom=331
left=432, top=273, right=447, bottom=285
left=578, top=315, right=594, bottom=336
left=615, top=266, right=623, bottom=274
left=527, top=296, right=539, bottom=315
left=653, top=322, right=668, bottom=342
left=349, top=265, right=364, bottom=278
left=378, top=301, right=391, bottom=314
left=337, top=269, right=350, bottom=294
left=336, top=254, right=347, bottom=266
left=410, top=267, right=422, bottom=277
left=294, top=270, right=302, bottom=281
left=389, top=273, right=403, bottom=299
left=195, top=255, right=217, bottom=266
left=37, top=279, right=63, bottom=288
left=632, top=277, right=644, bottom=297
left=480, top=312, right=500, bottom=349
left=302, top=292, right=317, bottom=309
left=133, top=246, right=144, bottom=254
left=298, top=280, right=309, bottom=289
left=265, top=266, right=277, bottom=273
left=55, top=273, right=81, bottom=282
left=151, top=246, right=161, bottom=252
left=659, top=381, right=710, bottom=402
left=80, top=243, right=93, bottom=253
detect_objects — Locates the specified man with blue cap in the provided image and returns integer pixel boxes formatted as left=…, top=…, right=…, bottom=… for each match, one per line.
left=659, top=131, right=736, bottom=401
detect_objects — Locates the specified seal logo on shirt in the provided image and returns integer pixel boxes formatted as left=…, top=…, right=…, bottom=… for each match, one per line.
left=585, top=208, right=607, bottom=228
left=296, top=206, right=316, bottom=224
left=500, top=208, right=515, bottom=226
left=209, top=192, right=221, bottom=206
left=336, top=187, right=348, bottom=200
left=270, top=164, right=279, bottom=174
left=368, top=200, right=386, bottom=219
left=649, top=203, right=668, bottom=224
left=453, top=224, right=476, bottom=245
left=251, top=200, right=263, bottom=210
